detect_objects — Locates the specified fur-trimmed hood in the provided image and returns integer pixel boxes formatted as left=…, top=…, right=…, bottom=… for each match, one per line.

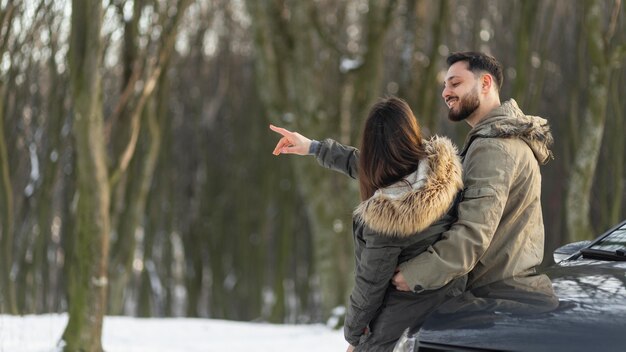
left=461, top=99, right=554, bottom=164
left=353, top=136, right=463, bottom=237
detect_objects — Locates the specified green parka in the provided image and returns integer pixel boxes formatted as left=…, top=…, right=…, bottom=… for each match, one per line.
left=315, top=136, right=466, bottom=350
left=398, top=99, right=553, bottom=292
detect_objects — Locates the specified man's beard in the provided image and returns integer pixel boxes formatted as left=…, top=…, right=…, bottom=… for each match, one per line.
left=448, top=87, right=480, bottom=122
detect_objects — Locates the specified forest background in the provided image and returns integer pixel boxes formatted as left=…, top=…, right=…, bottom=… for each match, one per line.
left=0, top=0, right=625, bottom=350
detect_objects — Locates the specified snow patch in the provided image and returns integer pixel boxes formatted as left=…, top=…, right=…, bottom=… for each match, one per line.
left=0, top=314, right=345, bottom=352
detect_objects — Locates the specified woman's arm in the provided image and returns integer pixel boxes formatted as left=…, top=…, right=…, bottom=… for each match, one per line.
left=270, top=124, right=359, bottom=178
left=314, top=139, right=359, bottom=179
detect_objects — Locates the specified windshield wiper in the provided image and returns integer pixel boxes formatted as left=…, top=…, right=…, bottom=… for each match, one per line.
left=581, top=248, right=626, bottom=261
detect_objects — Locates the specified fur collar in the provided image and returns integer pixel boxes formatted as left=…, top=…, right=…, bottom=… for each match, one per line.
left=461, top=99, right=554, bottom=164
left=353, top=136, right=463, bottom=237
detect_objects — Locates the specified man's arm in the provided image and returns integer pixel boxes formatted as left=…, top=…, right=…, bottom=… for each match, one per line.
left=394, top=139, right=515, bottom=292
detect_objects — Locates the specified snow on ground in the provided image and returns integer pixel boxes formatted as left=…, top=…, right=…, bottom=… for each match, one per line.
left=0, top=314, right=346, bottom=352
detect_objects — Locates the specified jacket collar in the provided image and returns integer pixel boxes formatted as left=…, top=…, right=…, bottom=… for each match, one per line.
left=354, top=136, right=463, bottom=237
left=460, top=99, right=554, bottom=164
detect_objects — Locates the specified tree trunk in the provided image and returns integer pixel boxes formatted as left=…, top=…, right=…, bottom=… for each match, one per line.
left=607, top=74, right=624, bottom=225
left=527, top=1, right=558, bottom=113
left=565, top=0, right=618, bottom=242
left=511, top=0, right=540, bottom=108
left=30, top=30, right=68, bottom=312
left=137, top=84, right=173, bottom=317
left=62, top=0, right=110, bottom=350
left=0, top=80, right=18, bottom=315
left=417, top=0, right=449, bottom=133
left=0, top=0, right=18, bottom=315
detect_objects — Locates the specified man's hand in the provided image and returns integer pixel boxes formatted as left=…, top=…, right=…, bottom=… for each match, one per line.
left=392, top=270, right=411, bottom=292
left=269, top=124, right=312, bottom=156
left=346, top=345, right=355, bottom=352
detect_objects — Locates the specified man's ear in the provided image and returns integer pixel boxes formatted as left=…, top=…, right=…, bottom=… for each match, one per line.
left=481, top=74, right=493, bottom=93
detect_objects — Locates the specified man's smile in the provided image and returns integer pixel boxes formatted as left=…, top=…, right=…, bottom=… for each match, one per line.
left=446, top=97, right=458, bottom=109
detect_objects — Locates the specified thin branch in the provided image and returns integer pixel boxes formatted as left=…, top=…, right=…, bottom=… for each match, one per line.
left=104, top=58, right=143, bottom=143
left=605, top=0, right=621, bottom=47
left=0, top=2, right=17, bottom=57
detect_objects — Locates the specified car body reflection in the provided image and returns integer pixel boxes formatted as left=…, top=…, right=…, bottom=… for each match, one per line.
left=411, top=227, right=626, bottom=352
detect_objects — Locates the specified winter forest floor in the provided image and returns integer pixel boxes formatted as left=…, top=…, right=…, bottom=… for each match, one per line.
left=0, top=314, right=345, bottom=352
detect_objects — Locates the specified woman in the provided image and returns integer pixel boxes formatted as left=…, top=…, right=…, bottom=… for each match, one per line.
left=271, top=97, right=465, bottom=351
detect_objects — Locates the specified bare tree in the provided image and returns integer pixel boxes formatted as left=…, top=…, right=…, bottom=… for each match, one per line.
left=62, top=0, right=110, bottom=349
left=0, top=0, right=21, bottom=315
left=566, top=0, right=625, bottom=242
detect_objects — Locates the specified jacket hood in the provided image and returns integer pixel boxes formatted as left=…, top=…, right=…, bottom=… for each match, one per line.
left=353, top=136, right=463, bottom=237
left=461, top=99, right=554, bottom=164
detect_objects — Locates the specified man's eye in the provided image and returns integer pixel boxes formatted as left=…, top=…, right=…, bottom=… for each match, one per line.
left=452, top=82, right=460, bottom=87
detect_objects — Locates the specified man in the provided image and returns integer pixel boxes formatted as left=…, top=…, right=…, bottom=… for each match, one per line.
left=390, top=51, right=553, bottom=293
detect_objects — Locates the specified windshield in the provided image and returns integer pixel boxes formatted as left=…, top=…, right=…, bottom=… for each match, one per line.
left=581, top=222, right=626, bottom=261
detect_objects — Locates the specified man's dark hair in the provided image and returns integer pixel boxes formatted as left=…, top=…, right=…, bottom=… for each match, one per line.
left=447, top=52, right=504, bottom=91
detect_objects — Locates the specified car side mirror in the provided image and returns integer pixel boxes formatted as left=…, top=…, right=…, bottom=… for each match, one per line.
left=553, top=240, right=592, bottom=263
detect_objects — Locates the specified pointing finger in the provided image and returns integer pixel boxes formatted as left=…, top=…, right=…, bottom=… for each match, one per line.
left=269, top=124, right=293, bottom=138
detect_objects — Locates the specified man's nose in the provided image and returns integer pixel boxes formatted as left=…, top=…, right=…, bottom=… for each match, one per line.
left=442, top=87, right=451, bottom=100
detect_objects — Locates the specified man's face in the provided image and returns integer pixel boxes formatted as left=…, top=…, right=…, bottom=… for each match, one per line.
left=442, top=61, right=481, bottom=122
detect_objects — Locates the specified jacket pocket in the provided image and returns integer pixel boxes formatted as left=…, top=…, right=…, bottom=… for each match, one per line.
left=462, top=186, right=498, bottom=200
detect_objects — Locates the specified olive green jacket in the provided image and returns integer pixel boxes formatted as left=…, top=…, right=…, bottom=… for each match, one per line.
left=398, top=99, right=553, bottom=292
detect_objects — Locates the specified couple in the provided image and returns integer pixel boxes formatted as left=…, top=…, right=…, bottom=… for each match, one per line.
left=271, top=52, right=553, bottom=351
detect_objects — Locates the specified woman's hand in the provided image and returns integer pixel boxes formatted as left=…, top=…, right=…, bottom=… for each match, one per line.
left=269, top=124, right=312, bottom=156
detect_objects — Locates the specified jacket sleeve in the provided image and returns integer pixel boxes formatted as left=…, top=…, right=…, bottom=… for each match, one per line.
left=314, top=139, right=359, bottom=179
left=397, top=139, right=515, bottom=292
left=344, top=227, right=403, bottom=346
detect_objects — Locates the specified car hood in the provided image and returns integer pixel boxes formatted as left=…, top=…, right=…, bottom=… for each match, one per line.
left=417, top=261, right=626, bottom=351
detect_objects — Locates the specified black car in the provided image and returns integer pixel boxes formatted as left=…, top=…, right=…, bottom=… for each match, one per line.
left=394, top=220, right=626, bottom=352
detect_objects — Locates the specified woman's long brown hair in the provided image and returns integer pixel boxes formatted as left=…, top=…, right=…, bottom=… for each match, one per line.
left=358, top=97, right=426, bottom=201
